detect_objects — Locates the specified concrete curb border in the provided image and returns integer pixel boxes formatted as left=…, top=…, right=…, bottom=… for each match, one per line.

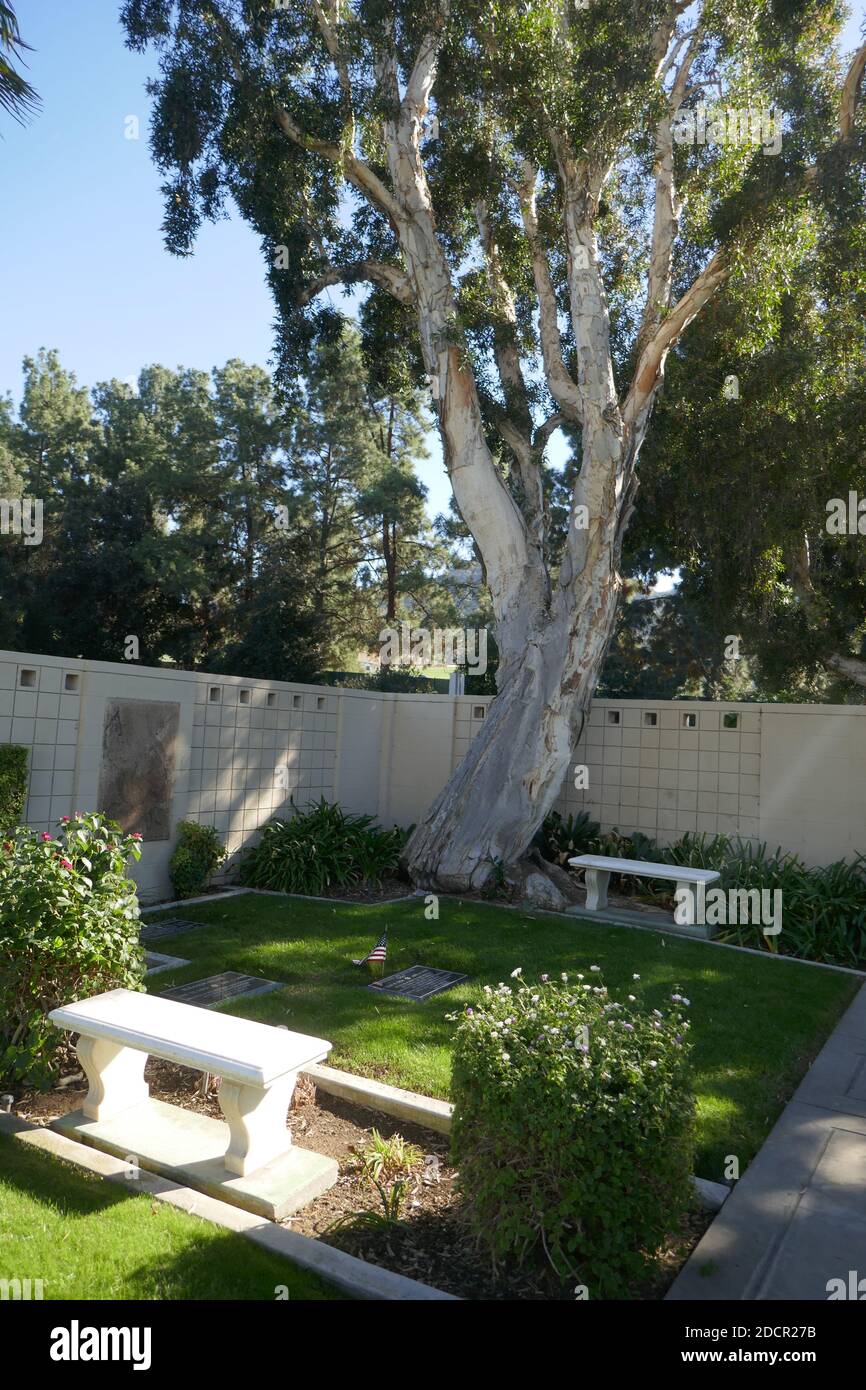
left=140, top=888, right=250, bottom=914
left=244, top=888, right=418, bottom=906
left=141, top=888, right=417, bottom=915
left=303, top=1063, right=453, bottom=1135
left=0, top=1113, right=458, bottom=1301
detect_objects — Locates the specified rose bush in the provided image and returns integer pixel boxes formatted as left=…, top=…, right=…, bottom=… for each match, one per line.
left=0, top=812, right=145, bottom=1086
left=450, top=967, right=696, bottom=1296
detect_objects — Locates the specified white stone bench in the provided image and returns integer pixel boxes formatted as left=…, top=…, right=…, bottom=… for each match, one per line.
left=568, top=854, right=720, bottom=920
left=49, top=989, right=331, bottom=1177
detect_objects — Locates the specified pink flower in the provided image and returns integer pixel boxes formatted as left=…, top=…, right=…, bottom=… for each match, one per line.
left=41, top=832, right=52, bottom=842
left=59, top=858, right=73, bottom=871
left=131, top=833, right=142, bottom=841
left=60, top=815, right=71, bottom=823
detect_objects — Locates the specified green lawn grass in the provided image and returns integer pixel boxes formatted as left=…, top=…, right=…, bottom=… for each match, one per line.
left=0, top=1132, right=341, bottom=1300
left=145, top=893, right=860, bottom=1183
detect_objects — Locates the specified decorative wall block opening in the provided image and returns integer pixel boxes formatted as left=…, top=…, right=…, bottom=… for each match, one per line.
left=63, top=672, right=80, bottom=693
left=208, top=687, right=222, bottom=703
left=292, top=695, right=302, bottom=709
left=239, top=689, right=251, bottom=705
left=472, top=705, right=486, bottom=720
left=643, top=711, right=658, bottom=727
left=266, top=692, right=276, bottom=707
left=317, top=696, right=326, bottom=710
left=682, top=711, right=698, bottom=729
left=18, top=668, right=37, bottom=689
left=723, top=712, right=739, bottom=729
left=607, top=710, right=621, bottom=725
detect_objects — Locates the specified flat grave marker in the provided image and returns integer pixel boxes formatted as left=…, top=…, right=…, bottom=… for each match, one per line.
left=160, top=972, right=283, bottom=1009
left=140, top=917, right=211, bottom=944
left=369, top=964, right=469, bottom=1002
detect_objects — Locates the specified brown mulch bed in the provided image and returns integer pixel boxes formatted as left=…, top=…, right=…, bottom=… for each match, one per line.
left=13, top=1058, right=711, bottom=1301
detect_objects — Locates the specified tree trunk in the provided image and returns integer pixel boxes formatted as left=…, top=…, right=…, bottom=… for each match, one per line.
left=404, top=539, right=621, bottom=898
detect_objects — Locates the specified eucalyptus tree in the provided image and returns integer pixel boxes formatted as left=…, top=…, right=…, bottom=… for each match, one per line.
left=121, top=0, right=866, bottom=900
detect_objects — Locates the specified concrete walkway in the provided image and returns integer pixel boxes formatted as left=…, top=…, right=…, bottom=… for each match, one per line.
left=668, top=983, right=866, bottom=1300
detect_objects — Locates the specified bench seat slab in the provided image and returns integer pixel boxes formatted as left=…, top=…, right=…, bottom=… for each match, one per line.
left=569, top=854, right=720, bottom=885
left=49, top=989, right=331, bottom=1087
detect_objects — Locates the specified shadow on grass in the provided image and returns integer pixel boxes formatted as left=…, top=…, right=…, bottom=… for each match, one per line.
left=0, top=1133, right=339, bottom=1300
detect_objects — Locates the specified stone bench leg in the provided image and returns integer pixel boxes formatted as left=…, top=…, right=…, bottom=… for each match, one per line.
left=218, top=1072, right=296, bottom=1177
left=77, top=1037, right=149, bottom=1123
left=674, top=880, right=704, bottom=926
left=584, top=868, right=611, bottom=911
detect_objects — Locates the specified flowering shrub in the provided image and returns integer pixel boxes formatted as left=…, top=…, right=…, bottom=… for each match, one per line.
left=0, top=813, right=145, bottom=1086
left=450, top=968, right=695, bottom=1296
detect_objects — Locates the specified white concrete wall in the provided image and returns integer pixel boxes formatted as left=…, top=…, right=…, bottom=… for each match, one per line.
left=2, top=647, right=864, bottom=901
left=559, top=699, right=762, bottom=843
left=0, top=650, right=337, bottom=902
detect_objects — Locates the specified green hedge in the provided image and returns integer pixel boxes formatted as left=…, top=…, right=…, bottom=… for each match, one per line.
left=169, top=821, right=226, bottom=899
left=0, top=746, right=28, bottom=832
left=450, top=969, right=695, bottom=1296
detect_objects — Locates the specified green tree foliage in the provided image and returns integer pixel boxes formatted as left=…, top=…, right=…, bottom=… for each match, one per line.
left=0, top=336, right=434, bottom=678
left=0, top=745, right=27, bottom=831
left=631, top=194, right=866, bottom=702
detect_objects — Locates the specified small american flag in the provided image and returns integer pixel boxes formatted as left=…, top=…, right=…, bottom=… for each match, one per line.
left=353, top=929, right=387, bottom=966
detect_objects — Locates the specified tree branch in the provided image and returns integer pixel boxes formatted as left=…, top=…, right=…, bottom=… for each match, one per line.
left=622, top=249, right=729, bottom=430
left=200, top=0, right=405, bottom=227
left=473, top=196, right=544, bottom=542
left=840, top=42, right=866, bottom=140
left=272, top=104, right=404, bottom=226
left=823, top=651, right=866, bottom=689
left=533, top=412, right=565, bottom=451
left=402, top=1, right=450, bottom=125
left=516, top=162, right=582, bottom=424
left=635, top=27, right=702, bottom=363
left=311, top=0, right=354, bottom=116
left=296, top=259, right=415, bottom=306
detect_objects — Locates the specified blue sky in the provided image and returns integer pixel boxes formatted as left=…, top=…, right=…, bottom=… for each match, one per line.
left=4, top=0, right=865, bottom=527
left=1, top=0, right=453, bottom=514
